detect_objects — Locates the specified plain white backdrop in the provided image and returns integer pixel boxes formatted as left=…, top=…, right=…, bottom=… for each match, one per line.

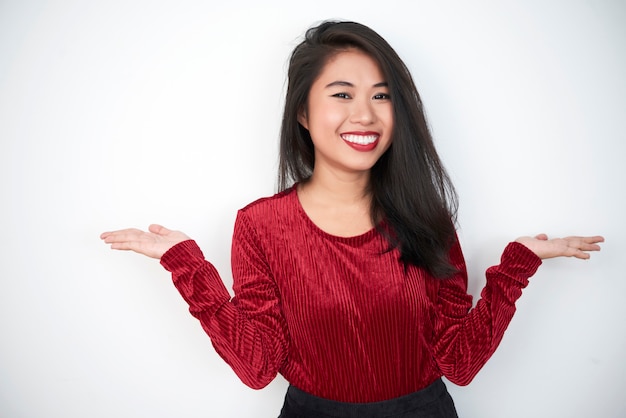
left=1, top=0, right=624, bottom=417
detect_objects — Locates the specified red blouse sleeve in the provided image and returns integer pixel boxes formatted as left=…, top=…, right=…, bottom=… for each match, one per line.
left=432, top=240, right=542, bottom=385
left=159, top=211, right=289, bottom=389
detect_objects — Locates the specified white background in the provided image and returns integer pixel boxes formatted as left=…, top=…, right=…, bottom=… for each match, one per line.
left=1, top=1, right=624, bottom=417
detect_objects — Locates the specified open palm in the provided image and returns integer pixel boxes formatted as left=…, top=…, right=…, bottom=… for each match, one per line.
left=515, top=234, right=604, bottom=260
left=100, top=224, right=190, bottom=259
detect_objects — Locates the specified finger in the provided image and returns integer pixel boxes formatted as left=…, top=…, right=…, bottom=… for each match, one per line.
left=583, top=235, right=605, bottom=244
left=563, top=240, right=601, bottom=259
left=148, top=224, right=171, bottom=235
left=101, top=228, right=144, bottom=239
left=571, top=250, right=591, bottom=260
left=109, top=241, right=136, bottom=251
left=563, top=235, right=605, bottom=244
left=580, top=242, right=602, bottom=252
left=534, top=233, right=548, bottom=241
left=100, top=230, right=131, bottom=239
left=102, top=229, right=147, bottom=244
left=108, top=239, right=156, bottom=255
left=563, top=237, right=603, bottom=252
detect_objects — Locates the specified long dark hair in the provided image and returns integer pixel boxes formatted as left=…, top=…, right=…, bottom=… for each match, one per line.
left=278, top=21, right=459, bottom=278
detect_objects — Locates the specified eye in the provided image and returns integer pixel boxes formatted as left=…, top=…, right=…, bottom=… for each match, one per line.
left=373, top=93, right=391, bottom=100
left=332, top=92, right=351, bottom=99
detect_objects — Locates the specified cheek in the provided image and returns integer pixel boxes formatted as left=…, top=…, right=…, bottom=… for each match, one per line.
left=382, top=106, right=394, bottom=127
left=308, top=105, right=346, bottom=135
left=378, top=108, right=394, bottom=138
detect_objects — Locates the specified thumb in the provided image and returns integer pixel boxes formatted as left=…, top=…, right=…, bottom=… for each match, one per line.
left=535, top=233, right=548, bottom=241
left=148, top=224, right=171, bottom=235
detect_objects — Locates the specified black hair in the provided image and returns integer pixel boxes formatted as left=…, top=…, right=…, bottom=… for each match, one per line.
left=278, top=20, right=459, bottom=278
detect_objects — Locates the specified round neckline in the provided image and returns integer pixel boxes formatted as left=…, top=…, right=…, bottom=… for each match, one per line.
left=290, top=184, right=380, bottom=244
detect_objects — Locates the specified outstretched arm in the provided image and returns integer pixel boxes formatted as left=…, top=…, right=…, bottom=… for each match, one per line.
left=433, top=234, right=603, bottom=385
left=515, top=234, right=604, bottom=260
left=100, top=224, right=191, bottom=259
left=100, top=216, right=289, bottom=389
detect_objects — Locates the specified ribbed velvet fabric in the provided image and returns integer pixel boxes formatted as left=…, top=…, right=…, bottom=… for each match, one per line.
left=160, top=186, right=542, bottom=403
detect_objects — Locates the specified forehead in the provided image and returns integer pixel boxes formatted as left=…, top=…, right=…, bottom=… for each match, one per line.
left=316, top=48, right=385, bottom=82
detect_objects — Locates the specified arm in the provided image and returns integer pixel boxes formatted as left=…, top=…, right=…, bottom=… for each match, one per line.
left=432, top=234, right=603, bottom=386
left=101, top=214, right=289, bottom=389
left=432, top=241, right=541, bottom=386
left=162, top=212, right=289, bottom=389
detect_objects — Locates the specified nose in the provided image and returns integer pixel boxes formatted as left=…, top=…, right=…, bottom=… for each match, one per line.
left=349, top=98, right=376, bottom=125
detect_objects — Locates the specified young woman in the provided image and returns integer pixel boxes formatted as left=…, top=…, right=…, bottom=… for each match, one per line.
left=101, top=21, right=603, bottom=418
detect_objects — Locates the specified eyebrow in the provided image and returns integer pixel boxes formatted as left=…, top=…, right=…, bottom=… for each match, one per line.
left=325, top=81, right=388, bottom=88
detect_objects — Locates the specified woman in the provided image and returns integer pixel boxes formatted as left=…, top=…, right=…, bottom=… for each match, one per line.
left=101, top=21, right=603, bottom=418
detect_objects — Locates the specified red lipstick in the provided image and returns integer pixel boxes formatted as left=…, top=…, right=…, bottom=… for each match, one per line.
left=340, top=131, right=380, bottom=152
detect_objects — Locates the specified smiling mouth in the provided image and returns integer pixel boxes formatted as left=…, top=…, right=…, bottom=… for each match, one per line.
left=340, top=133, right=379, bottom=145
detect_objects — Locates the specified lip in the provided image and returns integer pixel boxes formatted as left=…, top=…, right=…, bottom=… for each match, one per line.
left=340, top=131, right=380, bottom=152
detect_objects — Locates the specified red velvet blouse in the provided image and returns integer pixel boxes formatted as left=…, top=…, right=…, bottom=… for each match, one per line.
left=160, top=187, right=542, bottom=403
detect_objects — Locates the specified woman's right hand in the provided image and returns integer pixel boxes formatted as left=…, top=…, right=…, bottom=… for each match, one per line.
left=100, top=224, right=191, bottom=259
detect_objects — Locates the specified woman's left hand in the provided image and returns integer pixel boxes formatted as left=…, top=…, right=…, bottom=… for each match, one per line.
left=515, top=234, right=604, bottom=260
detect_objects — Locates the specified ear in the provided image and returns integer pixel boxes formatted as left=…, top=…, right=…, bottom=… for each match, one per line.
left=297, top=107, right=309, bottom=130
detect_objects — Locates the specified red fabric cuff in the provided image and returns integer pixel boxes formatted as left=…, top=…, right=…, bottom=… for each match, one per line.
left=160, top=240, right=205, bottom=272
left=496, top=241, right=543, bottom=287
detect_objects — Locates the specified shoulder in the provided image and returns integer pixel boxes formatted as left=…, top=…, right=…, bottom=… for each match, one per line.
left=232, top=185, right=300, bottom=253
left=236, top=185, right=300, bottom=233
left=239, top=185, right=297, bottom=215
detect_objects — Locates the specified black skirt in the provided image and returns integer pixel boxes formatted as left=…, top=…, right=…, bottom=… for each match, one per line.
left=277, top=378, right=459, bottom=418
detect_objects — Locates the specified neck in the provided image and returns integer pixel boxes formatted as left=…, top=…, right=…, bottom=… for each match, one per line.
left=301, top=168, right=371, bottom=207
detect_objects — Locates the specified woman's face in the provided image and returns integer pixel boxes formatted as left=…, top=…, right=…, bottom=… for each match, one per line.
left=299, top=49, right=394, bottom=178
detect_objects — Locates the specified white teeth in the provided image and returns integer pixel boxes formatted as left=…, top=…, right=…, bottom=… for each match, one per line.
left=341, top=134, right=378, bottom=145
